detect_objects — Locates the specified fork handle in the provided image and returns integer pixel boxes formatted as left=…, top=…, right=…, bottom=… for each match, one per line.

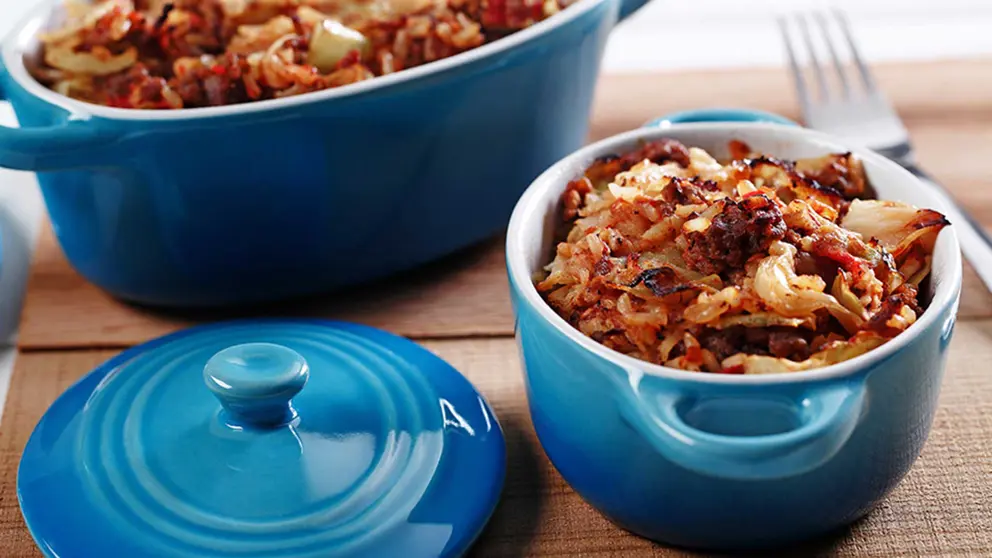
left=901, top=162, right=992, bottom=292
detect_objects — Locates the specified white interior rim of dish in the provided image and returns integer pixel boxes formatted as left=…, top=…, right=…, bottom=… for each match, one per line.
left=0, top=0, right=609, bottom=121
left=506, top=121, right=963, bottom=385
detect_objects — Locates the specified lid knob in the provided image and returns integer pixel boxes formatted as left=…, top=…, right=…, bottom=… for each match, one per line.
left=203, top=343, right=309, bottom=427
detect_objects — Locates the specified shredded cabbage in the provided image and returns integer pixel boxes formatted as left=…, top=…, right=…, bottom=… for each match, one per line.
left=752, top=241, right=863, bottom=331
left=45, top=43, right=138, bottom=76
left=842, top=200, right=927, bottom=251
left=723, top=333, right=887, bottom=374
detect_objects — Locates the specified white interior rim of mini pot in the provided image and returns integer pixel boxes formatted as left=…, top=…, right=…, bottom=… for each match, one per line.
left=506, top=122, right=963, bottom=385
left=1, top=0, right=609, bottom=121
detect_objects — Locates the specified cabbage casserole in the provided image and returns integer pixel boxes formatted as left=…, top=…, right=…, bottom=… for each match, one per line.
left=537, top=139, right=950, bottom=374
left=29, top=0, right=569, bottom=108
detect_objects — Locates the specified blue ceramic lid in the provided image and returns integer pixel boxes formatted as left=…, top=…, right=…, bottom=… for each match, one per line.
left=18, top=320, right=505, bottom=558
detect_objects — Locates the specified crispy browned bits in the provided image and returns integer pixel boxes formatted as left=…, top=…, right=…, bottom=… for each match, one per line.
left=796, top=152, right=867, bottom=199
left=627, top=267, right=698, bottom=298
left=584, top=139, right=692, bottom=187
left=562, top=177, right=593, bottom=222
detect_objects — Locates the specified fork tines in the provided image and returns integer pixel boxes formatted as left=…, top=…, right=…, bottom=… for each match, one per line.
left=778, top=10, right=876, bottom=105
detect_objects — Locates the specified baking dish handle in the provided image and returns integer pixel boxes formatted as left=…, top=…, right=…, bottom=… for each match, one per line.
left=0, top=63, right=122, bottom=172
left=0, top=115, right=123, bottom=172
left=620, top=379, right=867, bottom=480
left=618, top=0, right=650, bottom=21
left=643, top=108, right=800, bottom=128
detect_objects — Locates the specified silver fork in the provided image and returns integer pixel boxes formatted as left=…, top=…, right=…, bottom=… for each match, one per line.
left=778, top=10, right=992, bottom=292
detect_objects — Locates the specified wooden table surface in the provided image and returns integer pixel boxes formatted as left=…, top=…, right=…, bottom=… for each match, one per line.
left=2, top=58, right=992, bottom=557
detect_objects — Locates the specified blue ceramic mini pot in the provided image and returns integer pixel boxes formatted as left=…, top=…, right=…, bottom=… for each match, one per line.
left=0, top=0, right=650, bottom=307
left=505, top=109, right=962, bottom=550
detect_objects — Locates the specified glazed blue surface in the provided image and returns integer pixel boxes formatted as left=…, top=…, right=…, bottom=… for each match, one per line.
left=203, top=342, right=312, bottom=426
left=18, top=320, right=506, bottom=557
left=0, top=0, right=645, bottom=308
left=643, top=108, right=799, bottom=128
left=506, top=108, right=962, bottom=549
left=512, top=285, right=955, bottom=549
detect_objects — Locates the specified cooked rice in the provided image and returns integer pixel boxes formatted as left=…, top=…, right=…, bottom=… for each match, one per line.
left=29, top=0, right=569, bottom=108
left=536, top=139, right=950, bottom=374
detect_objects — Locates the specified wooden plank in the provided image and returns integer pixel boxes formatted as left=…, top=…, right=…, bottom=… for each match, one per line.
left=587, top=58, right=992, bottom=141
left=0, top=349, right=112, bottom=558
left=3, top=324, right=992, bottom=556
left=17, top=226, right=514, bottom=350
left=591, top=66, right=992, bottom=226
left=16, top=58, right=992, bottom=349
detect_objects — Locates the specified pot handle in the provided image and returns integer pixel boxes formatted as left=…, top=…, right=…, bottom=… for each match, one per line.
left=642, top=108, right=800, bottom=128
left=620, top=379, right=867, bottom=480
left=618, top=0, right=650, bottom=21
left=0, top=115, right=123, bottom=172
left=0, top=63, right=122, bottom=172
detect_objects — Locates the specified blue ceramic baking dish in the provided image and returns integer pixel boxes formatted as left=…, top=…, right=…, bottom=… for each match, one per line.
left=505, top=109, right=962, bottom=550
left=0, top=0, right=649, bottom=307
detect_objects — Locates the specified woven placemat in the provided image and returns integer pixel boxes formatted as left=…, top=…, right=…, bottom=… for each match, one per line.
left=1, top=323, right=991, bottom=557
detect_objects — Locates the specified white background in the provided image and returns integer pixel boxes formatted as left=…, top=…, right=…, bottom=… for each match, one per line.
left=0, top=0, right=991, bottom=418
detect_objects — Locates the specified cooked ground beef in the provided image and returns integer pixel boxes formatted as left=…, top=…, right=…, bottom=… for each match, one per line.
left=768, top=330, right=811, bottom=360
left=703, top=327, right=812, bottom=362
left=682, top=194, right=786, bottom=276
